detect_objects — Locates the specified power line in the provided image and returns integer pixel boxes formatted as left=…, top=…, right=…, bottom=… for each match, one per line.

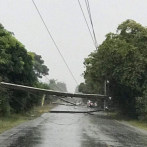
left=9, top=90, right=78, bottom=126
left=77, top=0, right=97, bottom=49
left=44, top=75, right=64, bottom=92
left=85, top=0, right=98, bottom=48
left=31, top=0, right=78, bottom=85
left=43, top=75, right=77, bottom=109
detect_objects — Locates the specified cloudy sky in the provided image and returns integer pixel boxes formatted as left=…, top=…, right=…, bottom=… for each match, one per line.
left=0, top=0, right=147, bottom=92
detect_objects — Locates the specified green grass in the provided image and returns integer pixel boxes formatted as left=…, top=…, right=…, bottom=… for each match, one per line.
left=107, top=112, right=147, bottom=131
left=0, top=104, right=55, bottom=134
left=126, top=120, right=147, bottom=131
left=0, top=114, right=29, bottom=134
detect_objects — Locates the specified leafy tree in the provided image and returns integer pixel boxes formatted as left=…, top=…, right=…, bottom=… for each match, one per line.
left=35, top=81, right=50, bottom=89
left=0, top=23, right=50, bottom=114
left=0, top=24, right=37, bottom=85
left=56, top=82, right=67, bottom=92
left=82, top=20, right=147, bottom=117
left=49, top=79, right=67, bottom=92
left=28, top=52, right=49, bottom=78
left=78, top=83, right=92, bottom=94
left=75, top=85, right=79, bottom=93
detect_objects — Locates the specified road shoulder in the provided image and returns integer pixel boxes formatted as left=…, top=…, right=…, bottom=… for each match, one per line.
left=116, top=120, right=147, bottom=135
left=0, top=113, right=49, bottom=146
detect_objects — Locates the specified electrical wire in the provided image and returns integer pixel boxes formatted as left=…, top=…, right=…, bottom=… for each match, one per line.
left=1, top=78, right=95, bottom=126
left=2, top=83, right=79, bottom=126
left=85, top=0, right=98, bottom=48
left=43, top=75, right=76, bottom=111
left=31, top=0, right=78, bottom=86
left=0, top=71, right=74, bottom=111
left=0, top=72, right=75, bottom=118
left=77, top=0, right=97, bottom=49
left=7, top=87, right=86, bottom=126
left=44, top=75, right=63, bottom=92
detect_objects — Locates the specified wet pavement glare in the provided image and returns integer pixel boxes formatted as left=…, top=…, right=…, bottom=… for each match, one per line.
left=1, top=105, right=147, bottom=147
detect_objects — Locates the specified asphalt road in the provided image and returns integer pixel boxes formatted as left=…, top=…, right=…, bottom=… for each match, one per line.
left=1, top=105, right=147, bottom=147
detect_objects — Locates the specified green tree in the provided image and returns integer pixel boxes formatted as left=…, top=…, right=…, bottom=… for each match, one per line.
left=56, top=82, right=67, bottom=92
left=49, top=79, right=67, bottom=92
left=78, top=83, right=92, bottom=94
left=28, top=52, right=49, bottom=78
left=0, top=24, right=37, bottom=85
left=0, top=23, right=46, bottom=114
left=75, top=85, right=79, bottom=93
left=35, top=81, right=50, bottom=89
left=82, top=20, right=147, bottom=117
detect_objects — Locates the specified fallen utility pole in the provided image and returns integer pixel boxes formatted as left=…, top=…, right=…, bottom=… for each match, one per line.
left=57, top=97, right=76, bottom=106
left=0, top=82, right=106, bottom=99
left=52, top=102, right=72, bottom=105
left=50, top=109, right=104, bottom=113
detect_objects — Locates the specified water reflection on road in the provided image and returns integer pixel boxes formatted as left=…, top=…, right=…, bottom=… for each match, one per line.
left=2, top=105, right=147, bottom=147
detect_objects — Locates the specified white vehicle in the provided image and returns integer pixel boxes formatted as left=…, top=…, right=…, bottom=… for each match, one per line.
left=94, top=102, right=97, bottom=107
left=87, top=100, right=95, bottom=107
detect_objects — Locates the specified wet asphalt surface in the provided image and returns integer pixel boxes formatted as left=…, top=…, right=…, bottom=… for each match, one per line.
left=0, top=105, right=147, bottom=147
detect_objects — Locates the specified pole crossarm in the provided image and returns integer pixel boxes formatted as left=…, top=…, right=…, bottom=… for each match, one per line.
left=0, top=82, right=106, bottom=99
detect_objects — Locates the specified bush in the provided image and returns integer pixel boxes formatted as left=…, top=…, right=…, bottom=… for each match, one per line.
left=0, top=89, right=11, bottom=116
left=136, top=96, right=147, bottom=121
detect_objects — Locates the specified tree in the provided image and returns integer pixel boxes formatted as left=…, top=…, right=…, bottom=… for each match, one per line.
left=49, top=79, right=67, bottom=92
left=78, top=83, right=92, bottom=94
left=56, top=82, right=67, bottom=92
left=0, top=23, right=50, bottom=114
left=28, top=52, right=49, bottom=78
left=82, top=20, right=147, bottom=117
left=75, top=85, right=79, bottom=93
left=0, top=24, right=37, bottom=85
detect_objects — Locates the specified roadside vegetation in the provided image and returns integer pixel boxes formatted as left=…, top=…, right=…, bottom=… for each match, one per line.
left=0, top=23, right=67, bottom=133
left=107, top=111, right=147, bottom=131
left=0, top=104, right=55, bottom=134
left=79, top=19, right=147, bottom=122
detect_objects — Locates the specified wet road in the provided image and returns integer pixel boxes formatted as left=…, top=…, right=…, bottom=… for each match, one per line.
left=1, top=105, right=147, bottom=147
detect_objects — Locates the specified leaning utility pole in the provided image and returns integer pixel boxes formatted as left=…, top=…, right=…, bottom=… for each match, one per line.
left=104, top=80, right=106, bottom=111
left=0, top=82, right=106, bottom=99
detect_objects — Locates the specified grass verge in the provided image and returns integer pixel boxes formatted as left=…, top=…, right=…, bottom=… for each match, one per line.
left=107, top=112, right=147, bottom=131
left=0, top=104, right=55, bottom=134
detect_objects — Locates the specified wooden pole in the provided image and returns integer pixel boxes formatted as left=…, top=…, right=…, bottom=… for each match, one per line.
left=41, top=94, right=46, bottom=106
left=0, top=82, right=106, bottom=99
left=104, top=80, right=106, bottom=111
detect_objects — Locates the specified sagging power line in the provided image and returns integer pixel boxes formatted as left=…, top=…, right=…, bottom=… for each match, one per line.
left=31, top=0, right=78, bottom=85
left=77, top=0, right=97, bottom=49
left=77, top=0, right=98, bottom=49
left=85, top=0, right=98, bottom=48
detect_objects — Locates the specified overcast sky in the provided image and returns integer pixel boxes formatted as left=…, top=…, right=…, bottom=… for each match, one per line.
left=0, top=0, right=147, bottom=92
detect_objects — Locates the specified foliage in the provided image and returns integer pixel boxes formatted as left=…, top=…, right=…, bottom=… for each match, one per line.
left=78, top=83, right=92, bottom=94
left=75, top=85, right=79, bottom=93
left=0, top=104, right=55, bottom=134
left=28, top=52, right=49, bottom=78
left=0, top=88, right=11, bottom=116
left=136, top=97, right=147, bottom=121
left=0, top=23, right=50, bottom=115
left=136, top=89, right=147, bottom=120
left=35, top=82, right=50, bottom=89
left=49, top=79, right=67, bottom=92
left=0, top=24, right=37, bottom=85
left=81, top=20, right=147, bottom=117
